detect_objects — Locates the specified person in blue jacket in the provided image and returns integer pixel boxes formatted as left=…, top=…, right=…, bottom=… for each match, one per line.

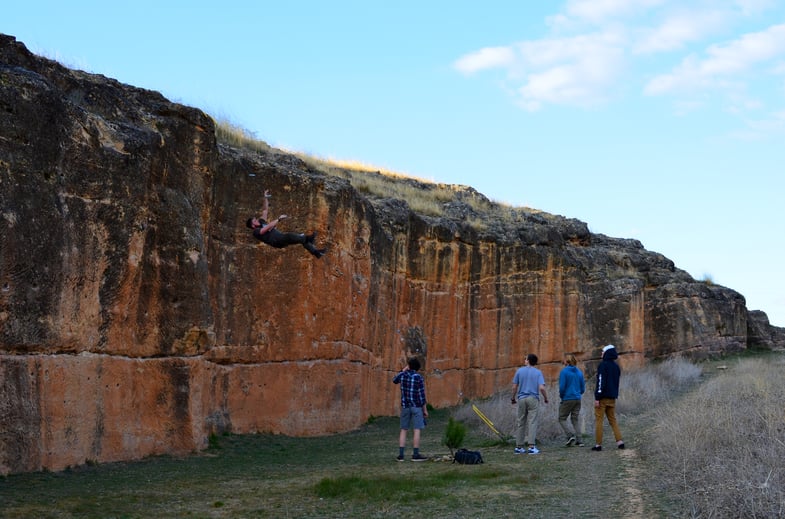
left=592, top=344, right=625, bottom=451
left=558, top=354, right=586, bottom=446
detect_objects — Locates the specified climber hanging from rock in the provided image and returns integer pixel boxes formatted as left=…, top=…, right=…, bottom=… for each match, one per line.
left=246, top=189, right=327, bottom=259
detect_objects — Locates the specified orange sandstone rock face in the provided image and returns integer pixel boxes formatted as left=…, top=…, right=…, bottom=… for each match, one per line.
left=1, top=34, right=781, bottom=475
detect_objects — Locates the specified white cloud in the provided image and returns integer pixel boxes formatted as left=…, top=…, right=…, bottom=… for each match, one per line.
left=564, top=0, right=667, bottom=24
left=703, top=23, right=785, bottom=74
left=672, top=98, right=706, bottom=116
left=453, top=31, right=625, bottom=111
left=644, top=23, right=785, bottom=95
left=734, top=0, right=777, bottom=16
left=772, top=61, right=785, bottom=74
left=644, top=56, right=702, bottom=94
left=746, top=110, right=785, bottom=132
left=633, top=10, right=728, bottom=54
left=455, top=1, right=785, bottom=113
left=453, top=46, right=516, bottom=75
left=724, top=107, right=785, bottom=140
left=516, top=33, right=625, bottom=110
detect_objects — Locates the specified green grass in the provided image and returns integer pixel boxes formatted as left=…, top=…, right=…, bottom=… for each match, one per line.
left=2, top=354, right=782, bottom=518
left=0, top=409, right=548, bottom=518
left=314, top=468, right=518, bottom=500
left=0, top=407, right=666, bottom=518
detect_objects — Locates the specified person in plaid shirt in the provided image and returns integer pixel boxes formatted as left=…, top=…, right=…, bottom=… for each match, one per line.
left=393, top=357, right=429, bottom=461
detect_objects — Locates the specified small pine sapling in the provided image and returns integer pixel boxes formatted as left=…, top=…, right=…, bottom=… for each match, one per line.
left=442, top=417, right=467, bottom=456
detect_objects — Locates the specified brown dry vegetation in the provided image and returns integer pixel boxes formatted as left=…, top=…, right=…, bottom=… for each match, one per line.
left=213, top=119, right=523, bottom=223
left=643, top=356, right=785, bottom=517
left=456, top=357, right=705, bottom=445
left=448, top=353, right=785, bottom=518
left=214, top=118, right=275, bottom=155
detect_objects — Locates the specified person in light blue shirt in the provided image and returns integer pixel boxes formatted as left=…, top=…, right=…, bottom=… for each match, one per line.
left=558, top=354, right=586, bottom=447
left=511, top=354, right=549, bottom=454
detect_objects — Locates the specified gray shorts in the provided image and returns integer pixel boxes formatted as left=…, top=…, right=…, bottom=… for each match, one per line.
left=400, top=407, right=425, bottom=430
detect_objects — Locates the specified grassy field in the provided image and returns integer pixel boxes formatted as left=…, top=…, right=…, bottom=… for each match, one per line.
left=0, top=411, right=668, bottom=519
left=1, top=353, right=783, bottom=518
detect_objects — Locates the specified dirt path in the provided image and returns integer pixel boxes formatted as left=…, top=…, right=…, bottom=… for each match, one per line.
left=617, top=448, right=647, bottom=517
left=529, top=411, right=674, bottom=518
left=461, top=407, right=675, bottom=519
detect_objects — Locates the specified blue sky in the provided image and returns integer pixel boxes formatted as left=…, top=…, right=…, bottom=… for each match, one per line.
left=5, top=1, right=785, bottom=326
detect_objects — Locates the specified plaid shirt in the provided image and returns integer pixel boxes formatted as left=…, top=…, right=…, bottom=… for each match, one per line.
left=393, top=370, right=426, bottom=408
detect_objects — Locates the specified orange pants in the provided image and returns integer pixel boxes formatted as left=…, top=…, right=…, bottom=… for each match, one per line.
left=594, top=398, right=623, bottom=444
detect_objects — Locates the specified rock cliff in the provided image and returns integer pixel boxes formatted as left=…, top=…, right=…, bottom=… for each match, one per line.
left=1, top=34, right=783, bottom=474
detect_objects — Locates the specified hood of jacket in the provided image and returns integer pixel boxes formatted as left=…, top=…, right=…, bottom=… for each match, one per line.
left=602, top=347, right=619, bottom=361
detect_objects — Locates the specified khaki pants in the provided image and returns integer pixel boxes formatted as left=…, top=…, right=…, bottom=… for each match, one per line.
left=516, top=396, right=540, bottom=447
left=594, top=398, right=623, bottom=444
left=558, top=399, right=582, bottom=439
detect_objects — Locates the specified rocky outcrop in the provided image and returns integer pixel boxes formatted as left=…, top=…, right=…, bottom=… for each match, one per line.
left=1, top=34, right=782, bottom=474
left=747, top=310, right=785, bottom=351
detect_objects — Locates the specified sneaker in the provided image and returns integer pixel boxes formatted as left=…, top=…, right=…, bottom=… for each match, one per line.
left=411, top=454, right=427, bottom=462
left=514, top=447, right=527, bottom=454
left=617, top=442, right=625, bottom=449
left=527, top=447, right=540, bottom=454
left=565, top=436, right=576, bottom=447
left=396, top=455, right=404, bottom=462
left=591, top=445, right=602, bottom=451
left=576, top=441, right=585, bottom=447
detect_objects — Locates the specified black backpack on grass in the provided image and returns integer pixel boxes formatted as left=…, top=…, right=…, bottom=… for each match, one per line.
left=453, top=448, right=483, bottom=464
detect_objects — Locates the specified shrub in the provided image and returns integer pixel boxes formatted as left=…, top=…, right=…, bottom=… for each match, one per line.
left=442, top=417, right=467, bottom=455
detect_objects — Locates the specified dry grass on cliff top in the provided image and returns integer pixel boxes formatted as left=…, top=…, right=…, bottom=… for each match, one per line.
left=213, top=118, right=519, bottom=224
left=2, top=351, right=784, bottom=518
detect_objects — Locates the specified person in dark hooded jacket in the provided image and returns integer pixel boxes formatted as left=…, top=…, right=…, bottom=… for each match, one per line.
left=592, top=344, right=624, bottom=451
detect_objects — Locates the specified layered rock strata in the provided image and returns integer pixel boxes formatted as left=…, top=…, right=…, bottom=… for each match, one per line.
left=1, top=34, right=782, bottom=474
